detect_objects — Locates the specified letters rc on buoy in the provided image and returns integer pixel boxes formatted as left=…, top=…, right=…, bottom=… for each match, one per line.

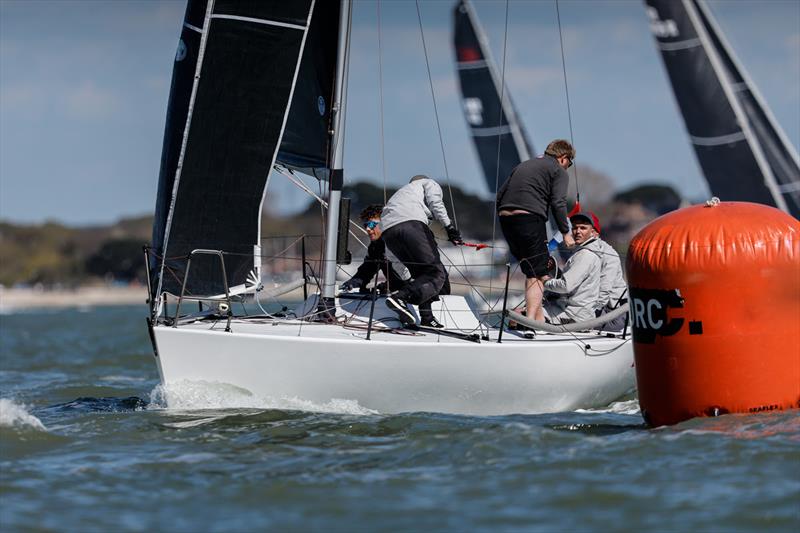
left=626, top=201, right=800, bottom=426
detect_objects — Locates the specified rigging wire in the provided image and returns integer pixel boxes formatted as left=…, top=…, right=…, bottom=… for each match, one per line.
left=487, top=0, right=511, bottom=328
left=377, top=0, right=388, bottom=205
left=414, top=0, right=469, bottom=272
left=555, top=0, right=580, bottom=203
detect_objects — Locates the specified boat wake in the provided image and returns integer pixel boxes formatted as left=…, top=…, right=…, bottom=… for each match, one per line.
left=0, top=398, right=47, bottom=431
left=148, top=380, right=379, bottom=416
left=577, top=398, right=641, bottom=415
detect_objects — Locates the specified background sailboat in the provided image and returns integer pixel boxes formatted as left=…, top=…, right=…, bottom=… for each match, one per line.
left=452, top=0, right=533, bottom=195
left=645, top=0, right=800, bottom=217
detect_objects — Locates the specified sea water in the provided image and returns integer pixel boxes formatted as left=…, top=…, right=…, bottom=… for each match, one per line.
left=0, top=305, right=798, bottom=532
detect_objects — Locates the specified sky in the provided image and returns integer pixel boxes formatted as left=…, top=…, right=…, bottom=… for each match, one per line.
left=1, top=0, right=798, bottom=225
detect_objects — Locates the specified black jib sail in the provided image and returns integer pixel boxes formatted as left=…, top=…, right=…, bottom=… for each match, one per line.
left=645, top=0, right=800, bottom=217
left=453, top=0, right=534, bottom=194
left=277, top=0, right=340, bottom=180
left=151, top=0, right=329, bottom=305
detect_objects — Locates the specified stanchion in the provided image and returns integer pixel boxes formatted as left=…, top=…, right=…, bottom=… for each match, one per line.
left=497, top=263, right=511, bottom=344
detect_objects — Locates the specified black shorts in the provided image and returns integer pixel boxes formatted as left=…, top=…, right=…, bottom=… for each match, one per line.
left=499, top=213, right=549, bottom=278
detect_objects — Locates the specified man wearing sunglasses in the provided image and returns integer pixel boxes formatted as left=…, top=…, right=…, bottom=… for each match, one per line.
left=340, top=205, right=409, bottom=295
left=341, top=202, right=452, bottom=328
left=496, top=139, right=576, bottom=322
left=378, top=175, right=462, bottom=327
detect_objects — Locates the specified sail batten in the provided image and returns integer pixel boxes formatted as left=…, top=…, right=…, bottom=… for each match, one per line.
left=210, top=14, right=307, bottom=30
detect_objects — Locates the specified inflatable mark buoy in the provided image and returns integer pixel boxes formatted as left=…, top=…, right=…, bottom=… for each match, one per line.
left=626, top=200, right=800, bottom=426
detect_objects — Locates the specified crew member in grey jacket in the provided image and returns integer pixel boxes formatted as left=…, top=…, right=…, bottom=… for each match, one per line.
left=381, top=175, right=462, bottom=326
left=496, top=139, right=576, bottom=322
left=543, top=212, right=603, bottom=323
left=567, top=212, right=628, bottom=330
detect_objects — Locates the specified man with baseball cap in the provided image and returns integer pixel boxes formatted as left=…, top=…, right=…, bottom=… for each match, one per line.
left=570, top=212, right=628, bottom=330
left=544, top=211, right=627, bottom=328
left=542, top=211, right=603, bottom=323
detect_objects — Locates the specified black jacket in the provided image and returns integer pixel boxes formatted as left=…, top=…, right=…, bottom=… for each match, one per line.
left=496, top=155, right=570, bottom=234
left=352, top=239, right=407, bottom=290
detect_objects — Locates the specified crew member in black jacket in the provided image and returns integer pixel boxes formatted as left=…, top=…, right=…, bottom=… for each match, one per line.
left=496, top=139, right=576, bottom=322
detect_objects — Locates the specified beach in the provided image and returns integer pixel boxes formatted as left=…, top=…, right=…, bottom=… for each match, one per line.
left=0, top=285, right=147, bottom=312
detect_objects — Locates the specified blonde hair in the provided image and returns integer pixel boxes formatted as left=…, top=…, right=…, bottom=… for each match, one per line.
left=544, top=139, right=575, bottom=160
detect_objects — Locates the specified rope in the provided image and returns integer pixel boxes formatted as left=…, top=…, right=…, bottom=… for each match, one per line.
left=414, top=0, right=469, bottom=282
left=555, top=0, right=580, bottom=203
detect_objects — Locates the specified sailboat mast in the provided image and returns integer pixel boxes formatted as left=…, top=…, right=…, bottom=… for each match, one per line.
left=320, top=0, right=352, bottom=312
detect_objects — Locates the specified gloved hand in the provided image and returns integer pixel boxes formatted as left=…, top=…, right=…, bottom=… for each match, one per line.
left=339, top=278, right=363, bottom=292
left=445, top=224, right=463, bottom=245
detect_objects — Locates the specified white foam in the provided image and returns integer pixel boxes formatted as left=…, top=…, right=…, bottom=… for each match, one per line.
left=0, top=398, right=46, bottom=431
left=99, top=375, right=147, bottom=383
left=148, top=380, right=378, bottom=415
left=577, top=398, right=641, bottom=415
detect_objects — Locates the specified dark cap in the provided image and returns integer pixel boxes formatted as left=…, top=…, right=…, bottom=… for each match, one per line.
left=570, top=211, right=601, bottom=233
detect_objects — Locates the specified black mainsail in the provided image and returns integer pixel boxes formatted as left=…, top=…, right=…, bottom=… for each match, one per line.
left=453, top=0, right=534, bottom=194
left=151, top=0, right=340, bottom=306
left=645, top=0, right=800, bottom=216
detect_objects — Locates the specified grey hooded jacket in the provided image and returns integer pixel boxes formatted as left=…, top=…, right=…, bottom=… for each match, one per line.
left=380, top=177, right=452, bottom=232
left=543, top=237, right=603, bottom=323
left=596, top=238, right=627, bottom=310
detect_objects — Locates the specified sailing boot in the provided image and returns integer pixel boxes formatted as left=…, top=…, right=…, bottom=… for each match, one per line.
left=386, top=292, right=416, bottom=327
left=419, top=308, right=444, bottom=329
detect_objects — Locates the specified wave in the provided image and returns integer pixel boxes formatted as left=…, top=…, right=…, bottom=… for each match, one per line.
left=148, top=380, right=378, bottom=416
left=0, top=398, right=46, bottom=431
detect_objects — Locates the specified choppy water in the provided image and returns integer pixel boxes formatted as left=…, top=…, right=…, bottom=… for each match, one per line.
left=1, top=305, right=798, bottom=532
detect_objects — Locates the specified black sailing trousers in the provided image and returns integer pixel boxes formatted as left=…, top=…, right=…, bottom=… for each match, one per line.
left=382, top=220, right=449, bottom=307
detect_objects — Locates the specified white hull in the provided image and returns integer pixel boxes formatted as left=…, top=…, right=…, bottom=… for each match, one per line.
left=150, top=296, right=635, bottom=415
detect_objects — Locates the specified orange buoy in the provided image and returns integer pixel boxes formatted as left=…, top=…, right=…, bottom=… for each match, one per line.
left=626, top=200, right=800, bottom=426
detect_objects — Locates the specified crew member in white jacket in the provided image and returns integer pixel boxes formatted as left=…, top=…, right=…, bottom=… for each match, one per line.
left=576, top=213, right=628, bottom=330
left=543, top=212, right=604, bottom=323
left=380, top=175, right=463, bottom=326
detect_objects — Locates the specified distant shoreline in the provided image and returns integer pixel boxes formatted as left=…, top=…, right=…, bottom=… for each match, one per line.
left=0, top=285, right=148, bottom=312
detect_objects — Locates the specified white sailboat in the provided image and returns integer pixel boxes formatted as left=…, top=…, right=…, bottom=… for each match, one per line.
left=145, top=0, right=635, bottom=416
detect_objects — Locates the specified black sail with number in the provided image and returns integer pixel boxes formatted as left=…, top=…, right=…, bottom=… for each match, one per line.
left=644, top=0, right=800, bottom=216
left=150, top=0, right=325, bottom=305
left=453, top=0, right=534, bottom=194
